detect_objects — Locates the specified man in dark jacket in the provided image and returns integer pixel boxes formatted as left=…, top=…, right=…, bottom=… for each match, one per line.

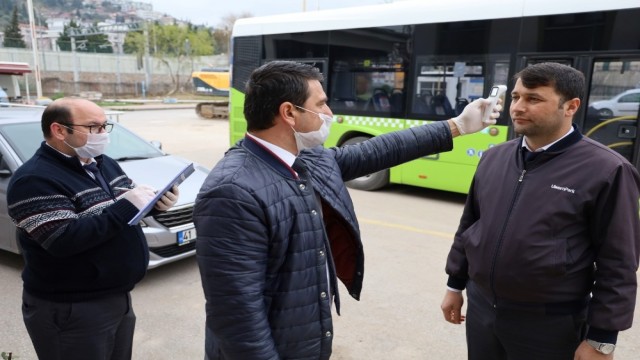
left=7, top=98, right=179, bottom=360
left=441, top=62, right=640, bottom=360
left=194, top=61, right=501, bottom=359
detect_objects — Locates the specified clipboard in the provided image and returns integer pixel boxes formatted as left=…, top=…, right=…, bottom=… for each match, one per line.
left=128, top=163, right=195, bottom=225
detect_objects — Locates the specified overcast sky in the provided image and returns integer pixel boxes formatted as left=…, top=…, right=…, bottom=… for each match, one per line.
left=147, top=0, right=391, bottom=27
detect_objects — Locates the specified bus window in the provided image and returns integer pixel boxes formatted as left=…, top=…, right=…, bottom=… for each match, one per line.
left=328, top=27, right=409, bottom=114
left=412, top=59, right=485, bottom=119
left=330, top=66, right=405, bottom=113
left=584, top=59, right=640, bottom=161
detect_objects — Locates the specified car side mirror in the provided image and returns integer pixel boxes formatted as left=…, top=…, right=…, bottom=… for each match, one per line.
left=150, top=140, right=162, bottom=150
left=0, top=156, right=12, bottom=177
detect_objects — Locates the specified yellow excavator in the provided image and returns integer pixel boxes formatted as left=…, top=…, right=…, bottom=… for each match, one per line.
left=192, top=68, right=230, bottom=119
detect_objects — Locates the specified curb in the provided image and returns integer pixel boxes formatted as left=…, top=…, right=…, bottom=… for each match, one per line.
left=105, top=104, right=196, bottom=111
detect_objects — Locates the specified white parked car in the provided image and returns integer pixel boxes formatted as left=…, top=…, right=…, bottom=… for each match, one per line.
left=590, top=88, right=640, bottom=117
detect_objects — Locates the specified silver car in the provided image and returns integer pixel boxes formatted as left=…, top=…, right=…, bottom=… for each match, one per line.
left=0, top=107, right=208, bottom=268
left=590, top=88, right=640, bottom=117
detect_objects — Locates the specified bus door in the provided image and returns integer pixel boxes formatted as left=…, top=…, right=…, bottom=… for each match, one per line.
left=583, top=58, right=640, bottom=169
left=517, top=57, right=640, bottom=169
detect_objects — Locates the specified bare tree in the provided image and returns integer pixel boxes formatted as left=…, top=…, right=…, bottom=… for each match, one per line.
left=212, top=12, right=252, bottom=55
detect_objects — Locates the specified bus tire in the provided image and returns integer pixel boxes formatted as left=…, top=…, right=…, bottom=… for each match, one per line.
left=342, top=136, right=390, bottom=191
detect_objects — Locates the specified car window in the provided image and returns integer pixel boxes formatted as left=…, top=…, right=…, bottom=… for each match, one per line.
left=619, top=93, right=640, bottom=103
left=106, top=123, right=165, bottom=160
left=0, top=122, right=164, bottom=163
left=0, top=122, right=42, bottom=161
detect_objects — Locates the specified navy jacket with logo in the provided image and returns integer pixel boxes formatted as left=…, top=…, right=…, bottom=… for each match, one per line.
left=446, top=130, right=640, bottom=341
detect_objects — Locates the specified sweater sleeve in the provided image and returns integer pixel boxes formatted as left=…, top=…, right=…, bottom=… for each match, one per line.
left=7, top=174, right=139, bottom=257
left=194, top=183, right=279, bottom=360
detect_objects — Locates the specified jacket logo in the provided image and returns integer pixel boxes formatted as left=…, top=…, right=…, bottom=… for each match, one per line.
left=551, top=184, right=575, bottom=194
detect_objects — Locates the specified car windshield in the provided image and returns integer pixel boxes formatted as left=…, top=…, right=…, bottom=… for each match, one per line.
left=0, top=122, right=165, bottom=163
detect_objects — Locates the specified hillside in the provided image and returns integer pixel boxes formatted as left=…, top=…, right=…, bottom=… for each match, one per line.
left=0, top=0, right=163, bottom=30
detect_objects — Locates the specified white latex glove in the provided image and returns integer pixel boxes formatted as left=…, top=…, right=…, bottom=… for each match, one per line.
left=452, top=98, right=503, bottom=135
left=154, top=185, right=179, bottom=212
left=123, top=185, right=157, bottom=210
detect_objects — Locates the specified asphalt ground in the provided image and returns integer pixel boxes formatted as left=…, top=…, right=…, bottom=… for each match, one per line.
left=1, top=108, right=638, bottom=359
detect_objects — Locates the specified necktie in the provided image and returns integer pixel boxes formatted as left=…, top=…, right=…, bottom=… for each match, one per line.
left=83, top=162, right=111, bottom=193
left=292, top=158, right=308, bottom=177
left=522, top=148, right=542, bottom=163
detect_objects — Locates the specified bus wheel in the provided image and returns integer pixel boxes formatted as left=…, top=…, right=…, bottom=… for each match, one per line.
left=342, top=136, right=390, bottom=191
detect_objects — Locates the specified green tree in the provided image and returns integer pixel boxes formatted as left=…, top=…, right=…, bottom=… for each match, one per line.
left=57, top=21, right=113, bottom=53
left=56, top=20, right=78, bottom=51
left=3, top=5, right=26, bottom=48
left=124, top=22, right=215, bottom=95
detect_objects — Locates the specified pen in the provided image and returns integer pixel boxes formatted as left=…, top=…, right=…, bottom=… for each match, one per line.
left=114, top=187, right=131, bottom=191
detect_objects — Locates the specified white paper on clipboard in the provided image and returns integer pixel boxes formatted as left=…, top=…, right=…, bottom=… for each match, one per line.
left=127, top=163, right=195, bottom=225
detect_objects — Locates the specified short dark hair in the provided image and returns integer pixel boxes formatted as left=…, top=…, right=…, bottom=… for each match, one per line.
left=244, top=61, right=324, bottom=131
left=41, top=101, right=73, bottom=138
left=513, top=62, right=585, bottom=106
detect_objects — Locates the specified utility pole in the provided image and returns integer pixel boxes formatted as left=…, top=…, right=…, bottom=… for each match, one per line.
left=143, top=22, right=151, bottom=92
left=26, top=0, right=42, bottom=99
left=71, top=37, right=79, bottom=94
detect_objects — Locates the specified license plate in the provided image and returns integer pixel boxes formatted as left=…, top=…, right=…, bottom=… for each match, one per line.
left=177, top=228, right=196, bottom=246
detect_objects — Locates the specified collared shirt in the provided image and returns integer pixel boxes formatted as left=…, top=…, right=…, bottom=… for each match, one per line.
left=45, top=142, right=97, bottom=179
left=246, top=133, right=296, bottom=168
left=522, top=126, right=575, bottom=152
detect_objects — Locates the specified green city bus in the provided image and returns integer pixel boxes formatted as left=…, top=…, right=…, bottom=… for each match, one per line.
left=229, top=0, right=640, bottom=193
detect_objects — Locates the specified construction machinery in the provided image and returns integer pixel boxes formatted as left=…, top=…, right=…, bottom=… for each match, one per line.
left=192, top=68, right=230, bottom=119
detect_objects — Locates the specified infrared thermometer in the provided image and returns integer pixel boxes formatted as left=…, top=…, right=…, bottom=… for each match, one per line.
left=482, top=85, right=507, bottom=123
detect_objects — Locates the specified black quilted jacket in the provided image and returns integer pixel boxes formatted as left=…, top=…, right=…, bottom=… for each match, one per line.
left=195, top=121, right=453, bottom=360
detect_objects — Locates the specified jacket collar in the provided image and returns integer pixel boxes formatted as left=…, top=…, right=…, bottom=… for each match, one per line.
left=517, top=124, right=583, bottom=166
left=518, top=124, right=582, bottom=152
left=241, top=135, right=298, bottom=179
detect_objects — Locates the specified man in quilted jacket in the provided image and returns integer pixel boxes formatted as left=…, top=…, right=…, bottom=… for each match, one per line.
left=194, top=61, right=501, bottom=359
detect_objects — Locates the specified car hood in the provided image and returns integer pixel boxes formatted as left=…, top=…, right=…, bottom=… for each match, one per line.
left=590, top=100, right=608, bottom=109
left=118, top=155, right=209, bottom=207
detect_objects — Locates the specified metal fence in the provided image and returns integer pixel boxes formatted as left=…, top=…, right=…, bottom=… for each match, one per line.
left=0, top=48, right=229, bottom=97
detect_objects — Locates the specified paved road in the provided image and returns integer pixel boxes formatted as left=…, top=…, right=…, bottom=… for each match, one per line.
left=1, top=109, right=639, bottom=359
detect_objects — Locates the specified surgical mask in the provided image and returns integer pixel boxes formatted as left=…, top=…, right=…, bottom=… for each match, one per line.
left=292, top=105, right=333, bottom=151
left=64, top=130, right=110, bottom=158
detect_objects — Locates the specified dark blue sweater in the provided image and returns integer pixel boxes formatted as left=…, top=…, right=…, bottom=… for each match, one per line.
left=7, top=142, right=148, bottom=302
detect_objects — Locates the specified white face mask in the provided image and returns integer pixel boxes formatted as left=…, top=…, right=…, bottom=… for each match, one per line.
left=292, top=105, right=333, bottom=151
left=64, top=130, right=110, bottom=158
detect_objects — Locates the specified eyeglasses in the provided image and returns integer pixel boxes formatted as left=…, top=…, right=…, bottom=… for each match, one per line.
left=294, top=105, right=333, bottom=123
left=60, top=122, right=114, bottom=134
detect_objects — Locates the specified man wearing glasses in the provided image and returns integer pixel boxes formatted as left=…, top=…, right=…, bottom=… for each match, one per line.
left=7, top=97, right=179, bottom=360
